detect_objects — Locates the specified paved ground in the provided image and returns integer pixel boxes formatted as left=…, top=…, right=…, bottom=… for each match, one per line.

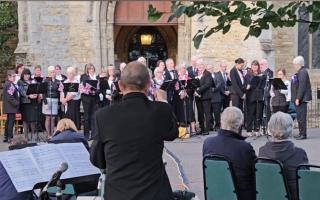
left=1, top=129, right=320, bottom=200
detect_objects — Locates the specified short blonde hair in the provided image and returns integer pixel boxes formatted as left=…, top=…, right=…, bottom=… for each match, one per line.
left=48, top=65, right=55, bottom=72
left=56, top=118, right=78, bottom=132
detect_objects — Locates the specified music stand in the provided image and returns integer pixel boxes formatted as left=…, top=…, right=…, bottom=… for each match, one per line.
left=63, top=83, right=79, bottom=93
left=27, top=82, right=48, bottom=142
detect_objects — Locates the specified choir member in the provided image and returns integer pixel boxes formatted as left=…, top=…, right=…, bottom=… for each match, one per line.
left=98, top=66, right=108, bottom=107
left=164, top=58, right=178, bottom=106
left=55, top=65, right=67, bottom=82
left=153, top=67, right=164, bottom=89
left=156, top=60, right=166, bottom=72
left=60, top=66, right=81, bottom=129
left=187, top=56, right=199, bottom=79
left=119, top=62, right=126, bottom=73
left=230, top=58, right=246, bottom=111
left=14, top=64, right=24, bottom=85
left=194, top=59, right=214, bottom=135
left=211, top=61, right=230, bottom=131
left=3, top=70, right=20, bottom=143
left=17, top=69, right=38, bottom=140
left=32, top=65, right=45, bottom=132
left=245, top=60, right=265, bottom=136
left=270, top=68, right=291, bottom=113
left=80, top=63, right=99, bottom=140
left=42, top=66, right=61, bottom=138
left=176, top=63, right=197, bottom=134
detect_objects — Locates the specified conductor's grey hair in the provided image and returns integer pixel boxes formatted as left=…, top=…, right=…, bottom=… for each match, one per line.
left=293, top=56, right=305, bottom=67
left=121, top=61, right=150, bottom=90
left=268, top=111, right=293, bottom=140
left=221, top=107, right=244, bottom=133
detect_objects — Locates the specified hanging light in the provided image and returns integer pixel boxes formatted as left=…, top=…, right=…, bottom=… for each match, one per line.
left=140, top=34, right=153, bottom=45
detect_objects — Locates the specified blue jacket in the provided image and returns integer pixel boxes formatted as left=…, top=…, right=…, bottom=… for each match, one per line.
left=49, top=129, right=89, bottom=150
left=203, top=129, right=257, bottom=200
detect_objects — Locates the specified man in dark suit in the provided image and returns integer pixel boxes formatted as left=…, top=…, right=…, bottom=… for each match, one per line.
left=163, top=58, right=178, bottom=106
left=186, top=55, right=198, bottom=79
left=230, top=58, right=246, bottom=111
left=203, top=107, right=257, bottom=200
left=260, top=59, right=274, bottom=122
left=3, top=70, right=20, bottom=143
left=90, top=61, right=179, bottom=200
left=195, top=59, right=214, bottom=134
left=291, top=56, right=312, bottom=140
left=211, top=62, right=230, bottom=130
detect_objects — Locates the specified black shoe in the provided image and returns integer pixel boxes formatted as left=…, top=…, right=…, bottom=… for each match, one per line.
left=3, top=139, right=8, bottom=143
left=296, top=135, right=307, bottom=140
left=202, top=131, right=209, bottom=135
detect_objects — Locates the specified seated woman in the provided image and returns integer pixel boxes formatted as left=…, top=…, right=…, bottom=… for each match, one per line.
left=259, top=111, right=308, bottom=200
left=49, top=118, right=88, bottom=149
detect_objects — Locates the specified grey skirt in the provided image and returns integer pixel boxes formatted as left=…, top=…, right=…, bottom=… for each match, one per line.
left=42, top=98, right=59, bottom=116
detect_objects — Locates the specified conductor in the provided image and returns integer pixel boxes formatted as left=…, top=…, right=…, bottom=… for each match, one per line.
left=90, top=61, right=179, bottom=200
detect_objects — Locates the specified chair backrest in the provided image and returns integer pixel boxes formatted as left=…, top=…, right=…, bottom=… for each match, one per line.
left=297, top=164, right=320, bottom=200
left=255, top=157, right=290, bottom=200
left=203, top=155, right=238, bottom=200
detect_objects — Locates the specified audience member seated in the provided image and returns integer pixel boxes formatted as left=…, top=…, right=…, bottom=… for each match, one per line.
left=0, top=135, right=37, bottom=200
left=259, top=111, right=308, bottom=200
left=203, top=106, right=256, bottom=200
left=49, top=118, right=89, bottom=150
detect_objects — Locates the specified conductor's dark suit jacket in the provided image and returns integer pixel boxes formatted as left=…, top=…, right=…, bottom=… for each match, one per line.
left=203, top=129, right=257, bottom=200
left=291, top=66, right=312, bottom=103
left=230, top=67, right=245, bottom=97
left=90, top=92, right=178, bottom=200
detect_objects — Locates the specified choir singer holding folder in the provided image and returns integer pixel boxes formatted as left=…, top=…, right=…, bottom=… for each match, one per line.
left=90, top=61, right=178, bottom=200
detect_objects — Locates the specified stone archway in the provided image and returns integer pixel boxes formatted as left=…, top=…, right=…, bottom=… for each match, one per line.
left=94, top=1, right=192, bottom=67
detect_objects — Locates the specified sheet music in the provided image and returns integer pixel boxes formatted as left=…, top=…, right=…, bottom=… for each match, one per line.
left=0, top=143, right=100, bottom=192
left=0, top=149, right=43, bottom=192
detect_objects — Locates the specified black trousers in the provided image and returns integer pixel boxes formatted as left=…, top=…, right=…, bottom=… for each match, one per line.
left=196, top=99, right=212, bottom=132
left=81, top=95, right=98, bottom=139
left=246, top=101, right=264, bottom=132
left=222, top=96, right=230, bottom=110
left=212, top=102, right=222, bottom=128
left=66, top=100, right=81, bottom=130
left=231, top=94, right=243, bottom=112
left=296, top=102, right=308, bottom=136
left=5, top=113, right=15, bottom=140
left=265, top=97, right=272, bottom=122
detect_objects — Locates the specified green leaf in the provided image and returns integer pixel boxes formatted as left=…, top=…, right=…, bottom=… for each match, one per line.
left=309, top=22, right=320, bottom=33
left=192, top=31, right=205, bottom=49
left=240, top=17, right=252, bottom=27
left=256, top=1, right=267, bottom=9
left=147, top=5, right=164, bottom=22
left=174, top=5, right=186, bottom=18
left=217, top=16, right=226, bottom=25
left=222, top=24, right=231, bottom=34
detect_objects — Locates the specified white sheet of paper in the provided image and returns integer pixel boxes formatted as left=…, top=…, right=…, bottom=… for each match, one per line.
left=0, top=143, right=100, bottom=192
left=0, top=149, right=43, bottom=192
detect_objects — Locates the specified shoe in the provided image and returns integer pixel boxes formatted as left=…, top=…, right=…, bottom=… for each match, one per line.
left=3, top=139, right=8, bottom=143
left=247, top=132, right=254, bottom=137
left=295, top=135, right=307, bottom=140
left=294, top=134, right=301, bottom=139
left=202, top=131, right=209, bottom=135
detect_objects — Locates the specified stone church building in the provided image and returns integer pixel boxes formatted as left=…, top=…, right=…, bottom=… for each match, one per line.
left=14, top=1, right=320, bottom=79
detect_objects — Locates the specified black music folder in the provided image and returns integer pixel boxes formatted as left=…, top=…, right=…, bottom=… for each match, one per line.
left=34, top=77, right=44, bottom=83
left=84, top=80, right=98, bottom=89
left=63, top=83, right=79, bottom=93
left=160, top=80, right=178, bottom=91
left=99, top=79, right=109, bottom=91
left=26, top=82, right=48, bottom=95
left=272, top=78, right=287, bottom=90
left=187, top=79, right=201, bottom=90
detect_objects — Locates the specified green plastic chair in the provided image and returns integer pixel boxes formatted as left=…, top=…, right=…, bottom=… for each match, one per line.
left=297, top=164, right=320, bottom=200
left=47, top=184, right=76, bottom=199
left=255, top=157, right=290, bottom=200
left=203, top=155, right=238, bottom=200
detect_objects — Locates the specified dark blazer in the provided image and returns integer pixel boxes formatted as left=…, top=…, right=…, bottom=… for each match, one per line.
left=230, top=67, right=245, bottom=97
left=211, top=71, right=227, bottom=103
left=259, top=141, right=308, bottom=200
left=49, top=129, right=89, bottom=150
left=187, top=66, right=198, bottom=79
left=203, top=129, right=257, bottom=200
left=291, top=67, right=312, bottom=103
left=3, top=80, right=20, bottom=114
left=196, top=70, right=213, bottom=101
left=163, top=68, right=178, bottom=81
left=90, top=92, right=178, bottom=200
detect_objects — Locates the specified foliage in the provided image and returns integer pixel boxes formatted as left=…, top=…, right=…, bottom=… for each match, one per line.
left=148, top=1, right=320, bottom=49
left=0, top=1, right=18, bottom=66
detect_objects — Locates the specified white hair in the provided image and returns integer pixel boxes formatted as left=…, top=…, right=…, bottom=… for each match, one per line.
left=293, top=56, right=305, bottom=66
left=268, top=112, right=293, bottom=140
left=67, top=66, right=76, bottom=74
left=137, top=57, right=146, bottom=65
left=221, top=107, right=244, bottom=133
left=154, top=67, right=161, bottom=74
left=48, top=66, right=55, bottom=72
